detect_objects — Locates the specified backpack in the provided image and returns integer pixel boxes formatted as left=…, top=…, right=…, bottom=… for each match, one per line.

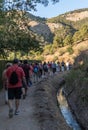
left=9, top=69, right=19, bottom=85
left=34, top=66, right=38, bottom=73
left=43, top=64, right=48, bottom=70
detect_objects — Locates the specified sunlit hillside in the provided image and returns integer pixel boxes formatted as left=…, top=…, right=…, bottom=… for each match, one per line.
left=0, top=8, right=88, bottom=60
left=43, top=40, right=88, bottom=63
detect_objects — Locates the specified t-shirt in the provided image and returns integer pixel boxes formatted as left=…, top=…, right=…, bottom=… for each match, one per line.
left=22, top=64, right=30, bottom=78
left=6, top=64, right=25, bottom=88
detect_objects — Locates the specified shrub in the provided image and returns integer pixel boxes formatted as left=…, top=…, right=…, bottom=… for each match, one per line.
left=67, top=46, right=74, bottom=54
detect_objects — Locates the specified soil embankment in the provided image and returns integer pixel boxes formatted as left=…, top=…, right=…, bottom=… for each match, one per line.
left=0, top=72, right=72, bottom=130
left=64, top=81, right=88, bottom=130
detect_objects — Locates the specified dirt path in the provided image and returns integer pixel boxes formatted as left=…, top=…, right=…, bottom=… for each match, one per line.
left=0, top=86, right=41, bottom=130
left=0, top=73, right=71, bottom=130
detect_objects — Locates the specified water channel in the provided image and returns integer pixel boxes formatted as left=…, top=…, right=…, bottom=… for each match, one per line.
left=57, top=88, right=82, bottom=130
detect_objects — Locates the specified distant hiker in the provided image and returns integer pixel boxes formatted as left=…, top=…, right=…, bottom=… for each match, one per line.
left=43, top=62, right=48, bottom=77
left=38, top=63, right=43, bottom=78
left=61, top=60, right=65, bottom=72
left=22, top=60, right=30, bottom=98
left=29, top=63, right=33, bottom=86
left=2, top=62, right=12, bottom=104
left=33, top=62, right=39, bottom=82
left=56, top=62, right=59, bottom=72
left=56, top=61, right=61, bottom=72
left=69, top=61, right=73, bottom=70
left=51, top=61, right=56, bottom=74
left=47, top=61, right=52, bottom=75
left=6, top=58, right=27, bottom=118
left=66, top=60, right=70, bottom=71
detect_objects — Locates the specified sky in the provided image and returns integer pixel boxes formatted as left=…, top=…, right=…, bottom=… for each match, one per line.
left=30, top=0, right=88, bottom=18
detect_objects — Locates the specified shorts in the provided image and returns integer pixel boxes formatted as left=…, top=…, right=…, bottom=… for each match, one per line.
left=8, top=87, right=22, bottom=100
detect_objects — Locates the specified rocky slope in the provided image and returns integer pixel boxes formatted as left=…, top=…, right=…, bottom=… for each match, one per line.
left=66, top=10, right=88, bottom=21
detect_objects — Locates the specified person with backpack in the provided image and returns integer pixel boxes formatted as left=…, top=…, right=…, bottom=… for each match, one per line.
left=6, top=58, right=27, bottom=118
left=33, top=62, right=39, bottom=83
left=43, top=62, right=48, bottom=77
left=61, top=60, right=65, bottom=72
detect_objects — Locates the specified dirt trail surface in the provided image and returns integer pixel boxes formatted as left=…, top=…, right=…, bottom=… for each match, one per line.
left=0, top=86, right=41, bottom=130
left=0, top=73, right=72, bottom=130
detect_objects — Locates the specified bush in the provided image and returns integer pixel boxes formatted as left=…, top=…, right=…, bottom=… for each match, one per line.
left=67, top=46, right=74, bottom=54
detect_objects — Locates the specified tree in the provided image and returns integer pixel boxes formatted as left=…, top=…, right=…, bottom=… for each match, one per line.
left=63, top=34, right=73, bottom=46
left=0, top=10, right=41, bottom=58
left=53, top=34, right=64, bottom=47
left=79, top=25, right=88, bottom=40
left=73, top=25, right=88, bottom=43
left=0, top=0, right=59, bottom=11
left=0, top=0, right=59, bottom=58
left=73, top=31, right=81, bottom=43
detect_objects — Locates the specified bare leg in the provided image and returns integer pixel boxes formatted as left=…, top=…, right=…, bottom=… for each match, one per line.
left=8, top=99, right=13, bottom=110
left=5, top=90, right=8, bottom=104
left=14, top=99, right=20, bottom=115
left=15, top=99, right=20, bottom=111
left=8, top=99, right=13, bottom=118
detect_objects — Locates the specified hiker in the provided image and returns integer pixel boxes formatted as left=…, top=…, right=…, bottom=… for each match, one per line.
left=51, top=61, right=56, bottom=74
left=38, top=62, right=43, bottom=79
left=47, top=61, right=52, bottom=76
left=43, top=62, right=48, bottom=77
left=65, top=60, right=70, bottom=71
left=6, top=58, right=27, bottom=118
left=22, top=60, right=30, bottom=98
left=61, top=60, right=65, bottom=72
left=2, top=62, right=12, bottom=104
left=29, top=63, right=33, bottom=86
left=33, top=62, right=39, bottom=82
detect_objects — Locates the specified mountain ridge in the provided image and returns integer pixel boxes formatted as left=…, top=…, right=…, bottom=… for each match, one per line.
left=26, top=8, right=88, bottom=43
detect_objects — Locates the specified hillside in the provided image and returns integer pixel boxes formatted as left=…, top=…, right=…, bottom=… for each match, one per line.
left=25, top=8, right=88, bottom=62
left=44, top=39, right=88, bottom=63
left=27, top=8, right=88, bottom=43
left=0, top=8, right=88, bottom=60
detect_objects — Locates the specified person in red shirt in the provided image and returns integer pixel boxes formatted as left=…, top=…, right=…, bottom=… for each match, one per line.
left=6, top=59, right=27, bottom=118
left=22, top=60, right=30, bottom=98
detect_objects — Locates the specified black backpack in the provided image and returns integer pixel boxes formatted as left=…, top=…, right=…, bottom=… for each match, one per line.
left=9, top=68, right=19, bottom=85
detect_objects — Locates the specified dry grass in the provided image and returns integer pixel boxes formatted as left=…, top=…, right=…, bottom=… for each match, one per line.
left=44, top=40, right=88, bottom=63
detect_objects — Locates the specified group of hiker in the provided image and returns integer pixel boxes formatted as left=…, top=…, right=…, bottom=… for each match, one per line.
left=2, top=58, right=72, bottom=118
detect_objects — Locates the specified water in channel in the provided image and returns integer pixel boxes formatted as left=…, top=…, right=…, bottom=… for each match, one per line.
left=57, top=88, right=81, bottom=130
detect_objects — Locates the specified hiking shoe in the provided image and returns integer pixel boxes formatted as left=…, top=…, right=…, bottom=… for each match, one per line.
left=9, top=109, right=13, bottom=118
left=14, top=110, right=20, bottom=115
